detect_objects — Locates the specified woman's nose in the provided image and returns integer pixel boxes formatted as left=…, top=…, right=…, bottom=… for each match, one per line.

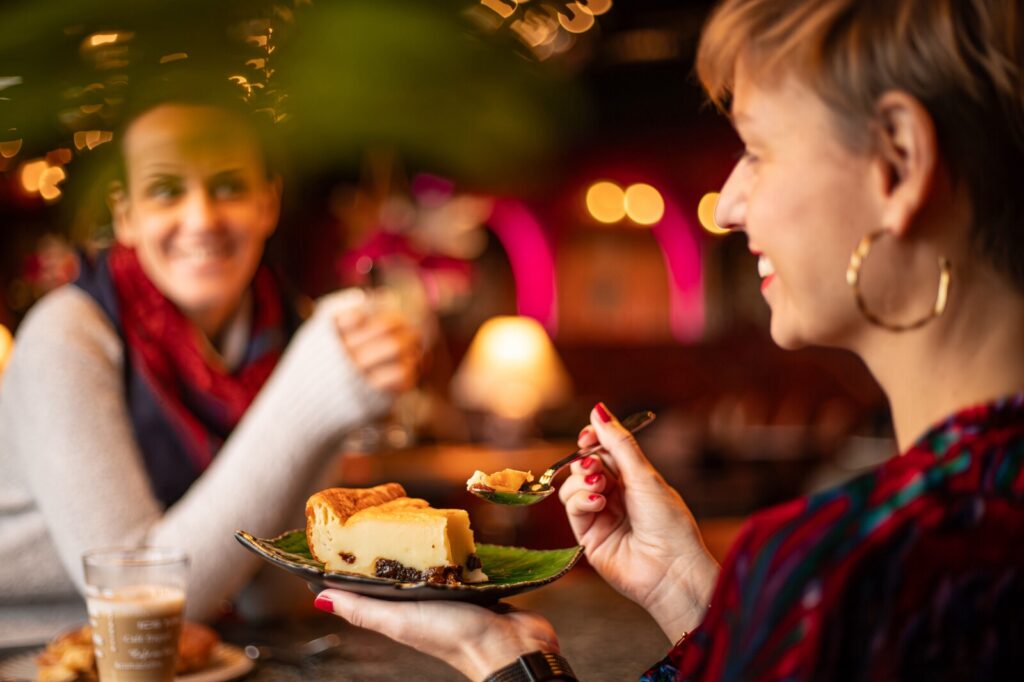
left=180, top=190, right=217, bottom=231
left=714, top=163, right=747, bottom=232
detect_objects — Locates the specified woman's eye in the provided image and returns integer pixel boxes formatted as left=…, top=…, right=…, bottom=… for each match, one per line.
left=146, top=181, right=182, bottom=200
left=737, top=148, right=758, bottom=164
left=211, top=178, right=248, bottom=199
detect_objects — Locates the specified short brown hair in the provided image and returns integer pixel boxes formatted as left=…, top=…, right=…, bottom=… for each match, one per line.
left=696, top=0, right=1024, bottom=291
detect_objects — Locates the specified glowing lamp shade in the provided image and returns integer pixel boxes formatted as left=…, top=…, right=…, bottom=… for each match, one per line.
left=451, top=316, right=572, bottom=421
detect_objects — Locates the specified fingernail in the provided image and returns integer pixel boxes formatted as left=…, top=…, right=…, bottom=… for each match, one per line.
left=580, top=456, right=595, bottom=470
left=577, top=426, right=589, bottom=441
left=314, top=595, right=334, bottom=613
left=595, top=402, right=611, bottom=423
left=588, top=494, right=601, bottom=502
left=585, top=473, right=602, bottom=485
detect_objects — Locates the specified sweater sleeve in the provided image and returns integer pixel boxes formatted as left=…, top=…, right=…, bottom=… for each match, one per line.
left=3, top=287, right=391, bottom=620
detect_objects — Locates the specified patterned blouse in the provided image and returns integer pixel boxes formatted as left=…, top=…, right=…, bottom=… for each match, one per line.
left=643, top=392, right=1024, bottom=681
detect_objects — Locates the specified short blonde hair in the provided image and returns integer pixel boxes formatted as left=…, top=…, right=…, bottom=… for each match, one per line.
left=697, top=0, right=1024, bottom=290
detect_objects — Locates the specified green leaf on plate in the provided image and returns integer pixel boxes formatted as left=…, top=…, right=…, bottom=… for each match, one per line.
left=473, top=544, right=581, bottom=585
left=272, top=529, right=315, bottom=560
left=256, top=529, right=580, bottom=586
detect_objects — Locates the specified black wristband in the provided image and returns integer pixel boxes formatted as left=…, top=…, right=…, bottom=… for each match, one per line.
left=483, top=651, right=577, bottom=682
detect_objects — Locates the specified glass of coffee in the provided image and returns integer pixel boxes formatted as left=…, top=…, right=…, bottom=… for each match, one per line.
left=82, top=547, right=188, bottom=682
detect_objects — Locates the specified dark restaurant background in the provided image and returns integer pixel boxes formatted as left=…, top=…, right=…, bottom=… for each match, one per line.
left=0, top=0, right=892, bottom=535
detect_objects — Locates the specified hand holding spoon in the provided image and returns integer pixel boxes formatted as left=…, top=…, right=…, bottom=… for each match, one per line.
left=468, top=410, right=656, bottom=506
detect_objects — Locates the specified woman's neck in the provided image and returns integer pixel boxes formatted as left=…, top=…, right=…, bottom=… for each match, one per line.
left=858, top=266, right=1024, bottom=452
left=192, top=293, right=252, bottom=367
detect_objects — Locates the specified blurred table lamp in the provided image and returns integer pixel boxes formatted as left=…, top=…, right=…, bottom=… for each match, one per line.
left=451, top=316, right=571, bottom=446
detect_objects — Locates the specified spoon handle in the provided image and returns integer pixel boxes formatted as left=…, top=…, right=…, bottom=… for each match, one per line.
left=537, top=410, right=656, bottom=487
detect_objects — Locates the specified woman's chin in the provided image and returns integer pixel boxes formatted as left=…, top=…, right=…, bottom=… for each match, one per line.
left=768, top=318, right=810, bottom=351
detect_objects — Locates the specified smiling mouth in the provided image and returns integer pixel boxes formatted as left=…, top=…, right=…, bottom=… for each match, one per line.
left=757, top=254, right=776, bottom=291
left=172, top=244, right=233, bottom=267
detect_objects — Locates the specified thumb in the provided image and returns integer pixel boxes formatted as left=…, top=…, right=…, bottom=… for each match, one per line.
left=589, top=403, right=653, bottom=479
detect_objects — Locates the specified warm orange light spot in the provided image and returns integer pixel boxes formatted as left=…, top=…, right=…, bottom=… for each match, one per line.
left=39, top=166, right=67, bottom=201
left=0, top=139, right=22, bottom=158
left=159, top=52, right=188, bottom=64
left=20, top=159, right=49, bottom=193
left=582, top=0, right=613, bottom=16
left=48, top=149, right=73, bottom=165
left=481, top=0, right=516, bottom=19
left=88, top=33, right=120, bottom=47
left=698, top=192, right=730, bottom=235
left=624, top=183, right=665, bottom=225
left=510, top=12, right=559, bottom=48
left=558, top=3, right=595, bottom=33
left=586, top=181, right=626, bottom=223
left=0, top=324, right=13, bottom=377
left=75, top=130, right=114, bottom=150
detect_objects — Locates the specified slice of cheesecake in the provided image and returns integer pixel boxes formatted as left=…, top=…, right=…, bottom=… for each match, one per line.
left=305, top=483, right=487, bottom=584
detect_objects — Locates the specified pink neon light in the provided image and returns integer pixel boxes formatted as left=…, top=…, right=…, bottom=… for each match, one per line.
left=650, top=197, right=705, bottom=341
left=487, top=199, right=558, bottom=332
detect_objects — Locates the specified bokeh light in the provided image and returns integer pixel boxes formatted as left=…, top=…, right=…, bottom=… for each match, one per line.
left=73, top=130, right=113, bottom=151
left=480, top=0, right=517, bottom=20
left=20, top=158, right=66, bottom=201
left=19, top=159, right=49, bottom=193
left=697, top=192, right=730, bottom=235
left=0, top=324, right=12, bottom=377
left=582, top=0, right=613, bottom=15
left=0, top=138, right=22, bottom=158
left=558, top=3, right=595, bottom=33
left=586, top=180, right=626, bottom=223
left=623, top=183, right=664, bottom=225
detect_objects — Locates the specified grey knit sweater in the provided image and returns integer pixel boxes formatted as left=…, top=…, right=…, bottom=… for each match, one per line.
left=0, top=285, right=390, bottom=639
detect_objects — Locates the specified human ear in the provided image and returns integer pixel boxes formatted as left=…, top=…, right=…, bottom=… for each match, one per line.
left=107, top=181, right=135, bottom=246
left=871, top=91, right=938, bottom=237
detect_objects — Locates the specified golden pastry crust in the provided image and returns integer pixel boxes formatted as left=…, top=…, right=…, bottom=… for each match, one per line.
left=35, top=626, right=94, bottom=682
left=175, top=620, right=220, bottom=674
left=304, top=482, right=406, bottom=562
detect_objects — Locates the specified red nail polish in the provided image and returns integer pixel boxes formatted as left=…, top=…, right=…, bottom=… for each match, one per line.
left=585, top=473, right=602, bottom=485
left=314, top=595, right=334, bottom=613
left=580, top=456, right=595, bottom=469
left=578, top=426, right=589, bottom=441
left=588, top=494, right=601, bottom=502
left=595, top=402, right=611, bottom=423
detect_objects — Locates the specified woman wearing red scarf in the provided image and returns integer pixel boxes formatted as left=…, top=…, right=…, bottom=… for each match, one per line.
left=311, top=0, right=1024, bottom=680
left=0, top=93, right=420, bottom=627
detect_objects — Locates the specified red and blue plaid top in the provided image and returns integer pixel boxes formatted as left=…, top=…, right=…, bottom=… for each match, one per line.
left=643, top=392, right=1024, bottom=681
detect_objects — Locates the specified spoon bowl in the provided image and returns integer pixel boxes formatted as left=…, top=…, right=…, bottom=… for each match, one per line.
left=469, top=411, right=656, bottom=506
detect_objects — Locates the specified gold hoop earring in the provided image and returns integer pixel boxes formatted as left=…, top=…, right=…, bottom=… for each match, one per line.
left=845, top=230, right=951, bottom=332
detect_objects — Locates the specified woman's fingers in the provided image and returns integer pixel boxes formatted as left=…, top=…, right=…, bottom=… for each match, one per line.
left=569, top=453, right=604, bottom=477
left=364, top=362, right=417, bottom=394
left=562, top=488, right=607, bottom=540
left=336, top=308, right=420, bottom=392
left=589, top=403, right=652, bottom=480
left=315, top=589, right=414, bottom=642
left=577, top=425, right=597, bottom=448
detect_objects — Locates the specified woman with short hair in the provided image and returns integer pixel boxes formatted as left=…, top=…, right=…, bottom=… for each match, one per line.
left=313, top=0, right=1024, bottom=679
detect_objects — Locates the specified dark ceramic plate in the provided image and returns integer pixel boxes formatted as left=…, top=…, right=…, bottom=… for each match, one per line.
left=235, top=529, right=583, bottom=603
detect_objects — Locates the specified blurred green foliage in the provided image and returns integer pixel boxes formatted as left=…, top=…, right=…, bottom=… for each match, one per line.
left=0, top=0, right=584, bottom=189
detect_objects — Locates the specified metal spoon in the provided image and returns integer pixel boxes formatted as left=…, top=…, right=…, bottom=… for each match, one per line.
left=468, top=410, right=656, bottom=506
